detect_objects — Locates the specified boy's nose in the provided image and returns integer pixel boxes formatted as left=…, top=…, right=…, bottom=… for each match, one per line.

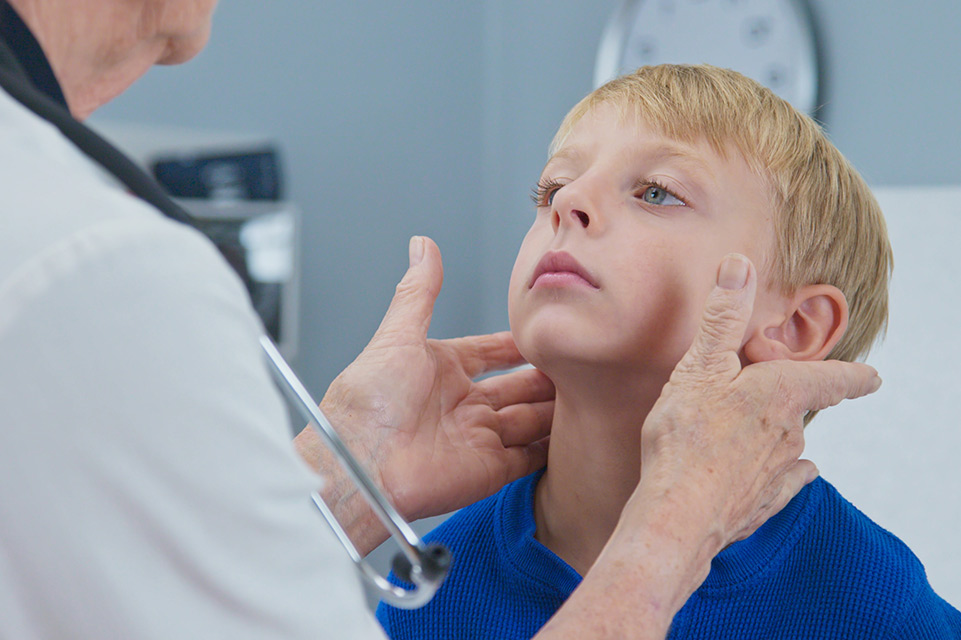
left=550, top=177, right=605, bottom=234
left=552, top=208, right=591, bottom=231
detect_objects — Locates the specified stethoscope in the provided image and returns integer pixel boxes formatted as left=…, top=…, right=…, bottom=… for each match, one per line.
left=0, top=48, right=450, bottom=610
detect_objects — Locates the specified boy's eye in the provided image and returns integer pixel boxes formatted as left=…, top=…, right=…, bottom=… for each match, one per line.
left=530, top=179, right=565, bottom=207
left=640, top=184, right=685, bottom=206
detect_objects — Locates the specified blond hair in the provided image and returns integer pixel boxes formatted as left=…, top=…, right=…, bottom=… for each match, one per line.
left=551, top=64, right=892, bottom=366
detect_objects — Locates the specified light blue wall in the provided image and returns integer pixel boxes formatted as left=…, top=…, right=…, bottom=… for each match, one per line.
left=96, top=3, right=488, bottom=394
left=94, top=1, right=961, bottom=396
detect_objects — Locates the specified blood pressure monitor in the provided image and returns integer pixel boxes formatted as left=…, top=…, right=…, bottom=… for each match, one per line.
left=594, top=0, right=822, bottom=116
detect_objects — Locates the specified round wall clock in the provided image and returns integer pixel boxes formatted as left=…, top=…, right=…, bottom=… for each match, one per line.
left=594, top=0, right=822, bottom=116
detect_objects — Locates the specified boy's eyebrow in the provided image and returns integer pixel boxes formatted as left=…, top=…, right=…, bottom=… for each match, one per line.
left=546, top=142, right=714, bottom=182
left=544, top=145, right=582, bottom=170
left=645, top=143, right=713, bottom=179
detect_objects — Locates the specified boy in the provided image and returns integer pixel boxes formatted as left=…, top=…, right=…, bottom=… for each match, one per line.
left=377, top=65, right=961, bottom=638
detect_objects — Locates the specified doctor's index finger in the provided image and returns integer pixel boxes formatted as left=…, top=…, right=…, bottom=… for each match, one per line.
left=439, top=331, right=529, bottom=378
left=757, top=359, right=882, bottom=415
left=475, top=365, right=555, bottom=412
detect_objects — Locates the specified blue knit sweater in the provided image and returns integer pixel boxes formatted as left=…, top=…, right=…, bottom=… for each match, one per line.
left=377, top=472, right=961, bottom=639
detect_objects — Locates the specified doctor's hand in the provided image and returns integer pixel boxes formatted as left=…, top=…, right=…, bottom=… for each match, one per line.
left=635, top=254, right=880, bottom=551
left=294, top=236, right=553, bottom=555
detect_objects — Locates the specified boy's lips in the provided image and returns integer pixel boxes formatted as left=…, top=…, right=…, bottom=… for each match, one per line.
left=530, top=251, right=599, bottom=289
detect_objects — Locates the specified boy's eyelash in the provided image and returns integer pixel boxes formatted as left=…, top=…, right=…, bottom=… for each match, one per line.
left=529, top=178, right=688, bottom=207
left=530, top=178, right=565, bottom=207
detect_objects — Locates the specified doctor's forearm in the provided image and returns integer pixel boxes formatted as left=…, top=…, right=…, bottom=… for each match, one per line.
left=533, top=490, right=714, bottom=640
left=293, top=425, right=391, bottom=556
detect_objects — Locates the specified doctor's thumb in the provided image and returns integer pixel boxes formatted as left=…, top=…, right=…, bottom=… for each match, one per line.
left=678, top=254, right=758, bottom=375
left=374, top=236, right=445, bottom=340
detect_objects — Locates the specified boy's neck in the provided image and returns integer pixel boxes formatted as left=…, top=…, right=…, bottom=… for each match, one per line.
left=533, top=370, right=665, bottom=576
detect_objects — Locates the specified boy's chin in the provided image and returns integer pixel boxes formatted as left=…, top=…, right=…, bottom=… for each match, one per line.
left=516, top=332, right=602, bottom=368
left=516, top=333, right=685, bottom=385
left=519, top=341, right=647, bottom=375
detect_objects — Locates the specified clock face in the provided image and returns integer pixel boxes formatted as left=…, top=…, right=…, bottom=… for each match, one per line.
left=594, top=0, right=820, bottom=115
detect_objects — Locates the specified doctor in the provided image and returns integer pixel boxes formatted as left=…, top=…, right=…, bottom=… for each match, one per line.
left=0, top=1, right=881, bottom=638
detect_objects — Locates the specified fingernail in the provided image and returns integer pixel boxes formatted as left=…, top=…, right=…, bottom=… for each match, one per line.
left=409, top=236, right=424, bottom=267
left=871, top=375, right=883, bottom=392
left=718, top=254, right=749, bottom=290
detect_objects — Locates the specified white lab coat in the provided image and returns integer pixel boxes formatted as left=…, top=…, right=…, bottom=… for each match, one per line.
left=0, top=86, right=386, bottom=638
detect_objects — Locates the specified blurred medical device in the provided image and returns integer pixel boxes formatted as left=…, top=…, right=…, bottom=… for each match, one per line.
left=92, top=122, right=300, bottom=359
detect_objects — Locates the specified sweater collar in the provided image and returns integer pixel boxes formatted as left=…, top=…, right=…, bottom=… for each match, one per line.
left=500, top=470, right=825, bottom=597
left=499, top=470, right=582, bottom=596
left=0, top=0, right=68, bottom=110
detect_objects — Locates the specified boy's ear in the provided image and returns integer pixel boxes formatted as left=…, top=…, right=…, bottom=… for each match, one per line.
left=743, top=284, right=849, bottom=363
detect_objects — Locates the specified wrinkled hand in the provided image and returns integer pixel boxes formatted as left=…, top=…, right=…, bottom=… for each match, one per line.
left=636, top=254, right=882, bottom=555
left=295, top=237, right=553, bottom=546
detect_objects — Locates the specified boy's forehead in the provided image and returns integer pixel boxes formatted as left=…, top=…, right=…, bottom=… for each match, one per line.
left=547, top=100, right=770, bottom=197
left=547, top=105, right=719, bottom=173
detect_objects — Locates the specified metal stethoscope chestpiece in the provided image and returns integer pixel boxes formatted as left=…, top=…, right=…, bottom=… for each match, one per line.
left=261, top=336, right=452, bottom=609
